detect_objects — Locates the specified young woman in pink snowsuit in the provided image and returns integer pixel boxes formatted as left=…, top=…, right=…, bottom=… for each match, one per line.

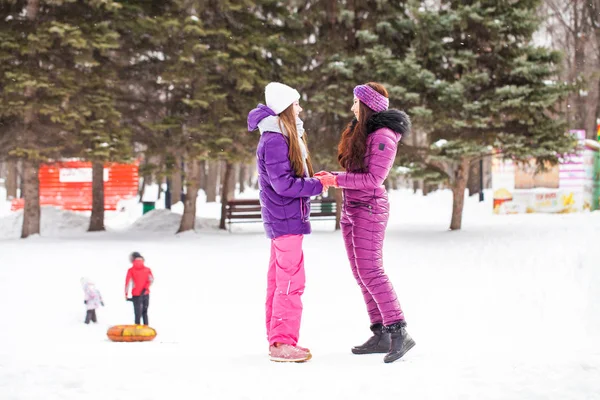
left=315, top=82, right=415, bottom=363
left=247, top=82, right=324, bottom=363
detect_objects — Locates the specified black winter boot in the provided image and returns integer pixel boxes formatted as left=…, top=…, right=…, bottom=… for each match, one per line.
left=351, top=323, right=391, bottom=354
left=383, top=320, right=415, bottom=363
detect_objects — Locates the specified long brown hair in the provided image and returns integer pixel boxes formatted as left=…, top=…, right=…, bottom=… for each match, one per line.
left=338, top=82, right=389, bottom=172
left=278, top=104, right=315, bottom=177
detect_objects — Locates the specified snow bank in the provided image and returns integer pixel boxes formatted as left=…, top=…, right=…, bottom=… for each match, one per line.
left=0, top=204, right=219, bottom=239
left=0, top=206, right=90, bottom=239
left=0, top=186, right=11, bottom=218
left=127, top=208, right=218, bottom=234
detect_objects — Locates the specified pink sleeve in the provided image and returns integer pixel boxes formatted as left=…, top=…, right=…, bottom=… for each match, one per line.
left=336, top=130, right=398, bottom=190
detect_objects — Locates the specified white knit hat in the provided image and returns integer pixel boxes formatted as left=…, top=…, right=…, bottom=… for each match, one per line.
left=265, top=82, right=300, bottom=115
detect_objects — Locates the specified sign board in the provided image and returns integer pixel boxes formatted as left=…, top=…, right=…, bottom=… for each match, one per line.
left=492, top=130, right=598, bottom=214
left=59, top=168, right=109, bottom=183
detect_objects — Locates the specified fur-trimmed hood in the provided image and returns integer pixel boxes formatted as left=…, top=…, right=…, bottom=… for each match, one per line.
left=366, top=109, right=411, bottom=137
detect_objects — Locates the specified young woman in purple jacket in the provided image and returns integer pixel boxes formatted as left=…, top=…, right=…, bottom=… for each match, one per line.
left=315, top=82, right=415, bottom=363
left=247, top=82, right=324, bottom=363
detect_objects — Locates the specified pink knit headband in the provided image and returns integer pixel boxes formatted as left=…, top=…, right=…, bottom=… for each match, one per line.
left=353, top=84, right=389, bottom=113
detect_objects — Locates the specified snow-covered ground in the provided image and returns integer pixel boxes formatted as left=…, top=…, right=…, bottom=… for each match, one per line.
left=0, top=187, right=599, bottom=400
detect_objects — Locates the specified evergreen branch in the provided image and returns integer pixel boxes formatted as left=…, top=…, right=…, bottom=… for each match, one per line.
left=425, top=159, right=452, bottom=182
left=469, top=152, right=498, bottom=162
left=398, top=144, right=432, bottom=155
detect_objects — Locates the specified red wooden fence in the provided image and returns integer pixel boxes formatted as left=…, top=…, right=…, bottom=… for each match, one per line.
left=11, top=160, right=139, bottom=212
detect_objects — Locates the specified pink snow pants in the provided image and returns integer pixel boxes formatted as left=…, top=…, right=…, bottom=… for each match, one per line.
left=265, top=234, right=306, bottom=346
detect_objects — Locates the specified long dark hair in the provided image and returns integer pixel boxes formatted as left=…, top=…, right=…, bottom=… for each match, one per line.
left=337, top=82, right=389, bottom=172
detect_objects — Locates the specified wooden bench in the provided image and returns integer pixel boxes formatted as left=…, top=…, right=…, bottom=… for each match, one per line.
left=225, top=198, right=337, bottom=231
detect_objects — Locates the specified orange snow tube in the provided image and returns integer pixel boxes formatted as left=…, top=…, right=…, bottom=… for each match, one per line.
left=107, top=325, right=157, bottom=342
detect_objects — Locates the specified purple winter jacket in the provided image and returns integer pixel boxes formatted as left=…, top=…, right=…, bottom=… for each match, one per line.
left=248, top=104, right=324, bottom=239
left=336, top=110, right=411, bottom=205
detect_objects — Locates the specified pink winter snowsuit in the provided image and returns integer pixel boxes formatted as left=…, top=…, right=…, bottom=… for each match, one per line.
left=336, top=109, right=411, bottom=326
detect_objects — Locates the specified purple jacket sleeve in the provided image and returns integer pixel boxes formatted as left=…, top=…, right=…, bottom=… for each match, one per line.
left=336, top=129, right=398, bottom=190
left=263, top=134, right=323, bottom=198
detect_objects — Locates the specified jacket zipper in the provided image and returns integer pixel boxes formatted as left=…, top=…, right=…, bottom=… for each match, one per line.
left=348, top=200, right=373, bottom=215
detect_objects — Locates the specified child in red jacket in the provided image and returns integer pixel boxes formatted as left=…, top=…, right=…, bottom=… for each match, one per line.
left=125, top=252, right=154, bottom=325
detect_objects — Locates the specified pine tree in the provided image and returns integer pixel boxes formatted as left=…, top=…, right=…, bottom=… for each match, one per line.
left=194, top=1, right=297, bottom=231
left=62, top=1, right=131, bottom=232
left=285, top=1, right=414, bottom=228
left=107, top=0, right=289, bottom=233
left=288, top=1, right=414, bottom=171
left=395, top=0, right=576, bottom=230
left=0, top=0, right=132, bottom=236
left=0, top=0, right=77, bottom=237
left=112, top=0, right=174, bottom=205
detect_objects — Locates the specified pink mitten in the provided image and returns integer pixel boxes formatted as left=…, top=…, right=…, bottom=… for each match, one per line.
left=316, top=174, right=338, bottom=188
left=314, top=170, right=330, bottom=177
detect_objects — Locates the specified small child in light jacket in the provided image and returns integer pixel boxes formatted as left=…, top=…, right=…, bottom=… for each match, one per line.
left=81, top=277, right=104, bottom=324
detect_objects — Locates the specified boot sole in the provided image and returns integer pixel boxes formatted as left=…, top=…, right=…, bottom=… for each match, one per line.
left=351, top=347, right=389, bottom=355
left=383, top=338, right=415, bottom=364
left=270, top=353, right=312, bottom=363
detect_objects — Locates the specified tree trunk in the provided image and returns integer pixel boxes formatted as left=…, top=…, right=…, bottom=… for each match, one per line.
left=219, top=161, right=234, bottom=230
left=239, top=164, right=247, bottom=194
left=157, top=176, right=163, bottom=200
left=171, top=155, right=183, bottom=204
left=383, top=178, right=390, bottom=190
left=573, top=0, right=589, bottom=130
left=138, top=175, right=147, bottom=203
left=593, top=4, right=600, bottom=140
left=467, top=160, right=481, bottom=197
left=19, top=165, right=25, bottom=198
left=199, top=160, right=207, bottom=192
left=206, top=160, right=219, bottom=202
left=138, top=158, right=151, bottom=202
left=21, top=160, right=40, bottom=238
left=586, top=73, right=600, bottom=140
left=88, top=161, right=106, bottom=232
left=574, top=48, right=587, bottom=130
left=219, top=160, right=227, bottom=200
left=423, top=183, right=430, bottom=196
left=177, top=160, right=201, bottom=233
left=5, top=160, right=18, bottom=200
left=20, top=0, right=41, bottom=239
left=247, top=162, right=256, bottom=187
left=227, top=163, right=238, bottom=199
left=334, top=187, right=342, bottom=231
left=449, top=158, right=470, bottom=231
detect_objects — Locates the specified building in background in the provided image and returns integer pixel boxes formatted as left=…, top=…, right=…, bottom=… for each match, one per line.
left=492, top=130, right=599, bottom=214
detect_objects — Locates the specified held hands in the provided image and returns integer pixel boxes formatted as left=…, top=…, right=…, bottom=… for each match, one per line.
left=314, top=170, right=338, bottom=189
